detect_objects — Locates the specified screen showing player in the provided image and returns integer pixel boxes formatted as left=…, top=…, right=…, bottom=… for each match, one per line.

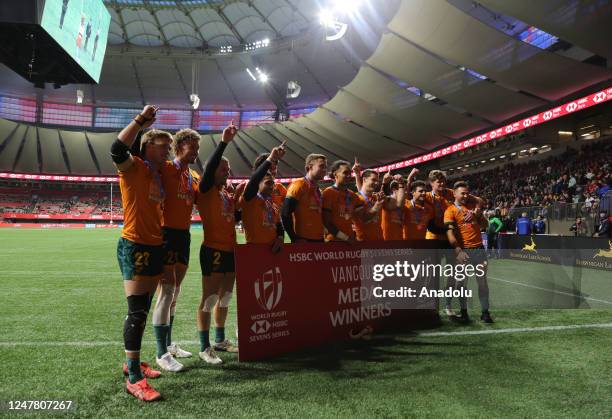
left=40, top=0, right=110, bottom=83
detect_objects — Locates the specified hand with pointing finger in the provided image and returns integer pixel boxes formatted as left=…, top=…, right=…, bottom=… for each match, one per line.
left=383, top=170, right=393, bottom=185
left=269, top=141, right=286, bottom=163
left=222, top=120, right=238, bottom=144
left=352, top=157, right=362, bottom=175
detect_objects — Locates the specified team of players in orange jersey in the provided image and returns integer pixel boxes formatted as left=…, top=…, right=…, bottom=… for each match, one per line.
left=111, top=106, right=493, bottom=402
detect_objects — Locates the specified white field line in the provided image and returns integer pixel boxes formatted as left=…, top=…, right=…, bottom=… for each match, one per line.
left=419, top=322, right=612, bottom=337
left=488, top=275, right=612, bottom=306
left=3, top=323, right=612, bottom=347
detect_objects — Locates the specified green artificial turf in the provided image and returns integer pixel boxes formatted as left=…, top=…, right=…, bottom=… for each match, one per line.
left=0, top=229, right=610, bottom=418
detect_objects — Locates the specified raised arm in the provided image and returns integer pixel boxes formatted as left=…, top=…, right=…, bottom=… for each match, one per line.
left=111, top=105, right=157, bottom=171
left=352, top=157, right=362, bottom=191
left=199, top=122, right=237, bottom=194
left=244, top=143, right=286, bottom=201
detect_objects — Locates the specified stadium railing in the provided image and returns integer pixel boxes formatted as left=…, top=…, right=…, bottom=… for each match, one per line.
left=509, top=201, right=602, bottom=234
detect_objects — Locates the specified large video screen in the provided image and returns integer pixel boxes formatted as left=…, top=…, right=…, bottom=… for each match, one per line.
left=40, top=0, right=110, bottom=83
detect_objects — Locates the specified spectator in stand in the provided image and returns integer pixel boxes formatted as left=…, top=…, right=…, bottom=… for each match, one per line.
left=533, top=215, right=546, bottom=234
left=568, top=173, right=577, bottom=195
left=593, top=211, right=611, bottom=238
left=585, top=194, right=596, bottom=210
left=597, top=178, right=612, bottom=198
left=516, top=212, right=532, bottom=236
left=569, top=216, right=588, bottom=237
left=451, top=140, right=611, bottom=213
left=486, top=210, right=503, bottom=258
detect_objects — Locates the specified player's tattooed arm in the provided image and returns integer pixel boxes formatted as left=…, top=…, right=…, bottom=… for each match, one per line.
left=447, top=223, right=469, bottom=263
left=464, top=194, right=485, bottom=222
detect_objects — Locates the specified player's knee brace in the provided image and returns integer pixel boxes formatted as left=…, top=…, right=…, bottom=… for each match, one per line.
left=124, top=294, right=150, bottom=351
left=218, top=291, right=233, bottom=308
left=201, top=294, right=218, bottom=313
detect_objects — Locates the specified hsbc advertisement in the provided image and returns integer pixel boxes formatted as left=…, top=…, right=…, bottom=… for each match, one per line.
left=2, top=86, right=611, bottom=186
left=235, top=241, right=439, bottom=361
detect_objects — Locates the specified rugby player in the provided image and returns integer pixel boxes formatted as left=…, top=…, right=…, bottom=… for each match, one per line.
left=382, top=169, right=419, bottom=241
left=381, top=179, right=406, bottom=241
left=151, top=128, right=201, bottom=372
left=425, top=170, right=483, bottom=317
left=240, top=143, right=287, bottom=250
left=354, top=169, right=403, bottom=242
left=322, top=160, right=364, bottom=243
left=111, top=105, right=169, bottom=401
left=196, top=122, right=239, bottom=364
left=282, top=154, right=327, bottom=242
left=235, top=151, right=287, bottom=208
left=403, top=180, right=434, bottom=240
left=444, top=181, right=493, bottom=323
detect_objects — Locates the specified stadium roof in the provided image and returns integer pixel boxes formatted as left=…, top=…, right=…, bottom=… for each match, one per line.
left=0, top=0, right=399, bottom=109
left=0, top=0, right=611, bottom=178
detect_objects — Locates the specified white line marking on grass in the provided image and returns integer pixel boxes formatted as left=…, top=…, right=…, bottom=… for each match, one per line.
left=4, top=324, right=612, bottom=346
left=419, top=323, right=612, bottom=337
left=488, top=276, right=612, bottom=306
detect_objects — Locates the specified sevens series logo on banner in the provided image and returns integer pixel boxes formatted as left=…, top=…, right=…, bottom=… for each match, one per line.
left=254, top=267, right=283, bottom=311
left=248, top=266, right=291, bottom=344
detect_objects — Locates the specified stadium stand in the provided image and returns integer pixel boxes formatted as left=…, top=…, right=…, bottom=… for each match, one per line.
left=0, top=121, right=24, bottom=172
left=60, top=130, right=98, bottom=175
left=86, top=131, right=118, bottom=174
left=38, top=128, right=68, bottom=174
left=454, top=140, right=612, bottom=213
left=13, top=126, right=38, bottom=174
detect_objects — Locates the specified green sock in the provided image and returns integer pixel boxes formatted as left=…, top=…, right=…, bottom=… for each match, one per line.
left=199, top=330, right=210, bottom=352
left=215, top=326, right=225, bottom=343
left=153, top=325, right=169, bottom=358
left=126, top=358, right=143, bottom=384
left=167, top=315, right=175, bottom=347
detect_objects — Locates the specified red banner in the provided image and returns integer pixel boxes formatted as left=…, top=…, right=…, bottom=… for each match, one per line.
left=235, top=241, right=438, bottom=361
left=0, top=222, right=120, bottom=228
left=0, top=213, right=203, bottom=222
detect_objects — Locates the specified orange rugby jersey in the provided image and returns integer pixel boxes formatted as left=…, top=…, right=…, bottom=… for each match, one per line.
left=119, top=157, right=164, bottom=246
left=322, top=186, right=362, bottom=242
left=240, top=193, right=280, bottom=245
left=196, top=186, right=236, bottom=252
left=404, top=199, right=434, bottom=240
left=286, top=177, right=324, bottom=240
left=161, top=160, right=199, bottom=230
left=272, top=182, right=287, bottom=208
left=424, top=188, right=454, bottom=240
left=353, top=192, right=383, bottom=241
left=382, top=206, right=405, bottom=241
left=443, top=202, right=483, bottom=249
left=235, top=181, right=285, bottom=211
